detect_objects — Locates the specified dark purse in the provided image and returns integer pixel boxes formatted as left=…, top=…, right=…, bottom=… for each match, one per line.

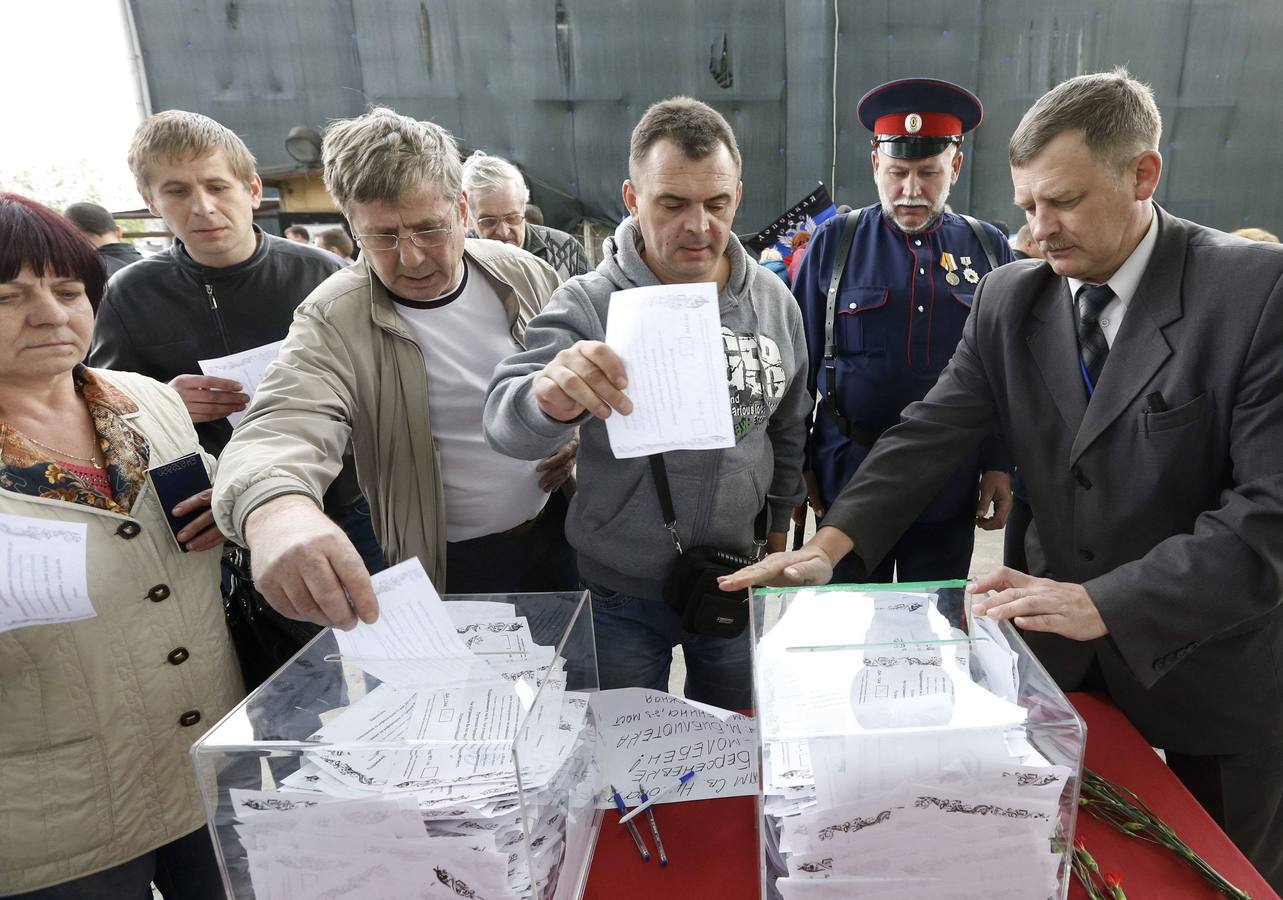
left=650, top=455, right=768, bottom=639
left=221, top=545, right=322, bottom=691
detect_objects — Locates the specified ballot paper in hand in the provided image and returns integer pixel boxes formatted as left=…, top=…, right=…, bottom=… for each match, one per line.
left=603, top=282, right=734, bottom=458
left=214, top=585, right=597, bottom=900
left=197, top=339, right=285, bottom=427
left=0, top=512, right=94, bottom=634
left=333, top=558, right=474, bottom=686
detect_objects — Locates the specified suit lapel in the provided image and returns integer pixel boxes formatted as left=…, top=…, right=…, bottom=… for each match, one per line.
left=1027, top=275, right=1088, bottom=432
left=1070, top=207, right=1185, bottom=463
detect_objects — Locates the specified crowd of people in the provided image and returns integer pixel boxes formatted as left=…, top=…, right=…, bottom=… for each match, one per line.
left=2, top=66, right=1282, bottom=898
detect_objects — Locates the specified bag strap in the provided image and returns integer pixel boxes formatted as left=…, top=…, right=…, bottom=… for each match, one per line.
left=959, top=214, right=1001, bottom=270
left=822, top=210, right=863, bottom=438
left=649, top=455, right=683, bottom=554
left=649, top=454, right=770, bottom=559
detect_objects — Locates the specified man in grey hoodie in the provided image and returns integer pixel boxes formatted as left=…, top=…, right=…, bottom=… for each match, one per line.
left=485, top=97, right=809, bottom=709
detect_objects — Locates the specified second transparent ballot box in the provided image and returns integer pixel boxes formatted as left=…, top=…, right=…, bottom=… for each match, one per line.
left=192, top=589, right=602, bottom=900
left=751, top=581, right=1086, bottom=900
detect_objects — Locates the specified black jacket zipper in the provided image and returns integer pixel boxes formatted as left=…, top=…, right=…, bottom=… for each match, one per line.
left=205, top=283, right=234, bottom=355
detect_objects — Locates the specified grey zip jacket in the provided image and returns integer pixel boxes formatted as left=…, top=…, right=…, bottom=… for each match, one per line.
left=484, top=217, right=809, bottom=602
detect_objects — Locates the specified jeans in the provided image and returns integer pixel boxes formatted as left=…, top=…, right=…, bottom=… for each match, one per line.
left=586, top=581, right=754, bottom=711
left=445, top=490, right=578, bottom=594
left=7, top=827, right=224, bottom=900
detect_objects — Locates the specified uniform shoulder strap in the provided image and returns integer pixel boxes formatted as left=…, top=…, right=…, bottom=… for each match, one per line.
left=823, top=210, right=863, bottom=361
left=960, top=214, right=1000, bottom=270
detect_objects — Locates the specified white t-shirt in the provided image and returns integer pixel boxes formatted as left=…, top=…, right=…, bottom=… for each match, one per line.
left=393, top=261, right=547, bottom=541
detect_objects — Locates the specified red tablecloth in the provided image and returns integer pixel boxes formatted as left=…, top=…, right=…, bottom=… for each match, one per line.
left=584, top=692, right=1277, bottom=899
left=1068, top=692, right=1276, bottom=899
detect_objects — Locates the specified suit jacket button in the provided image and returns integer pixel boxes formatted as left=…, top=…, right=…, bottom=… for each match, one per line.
left=1072, top=466, right=1092, bottom=489
left=115, top=521, right=141, bottom=539
left=147, top=584, right=171, bottom=602
left=1079, top=548, right=1095, bottom=561
left=167, top=647, right=190, bottom=665
left=178, top=710, right=201, bottom=727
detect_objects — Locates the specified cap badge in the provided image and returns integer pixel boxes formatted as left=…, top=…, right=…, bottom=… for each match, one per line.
left=905, top=113, right=923, bottom=134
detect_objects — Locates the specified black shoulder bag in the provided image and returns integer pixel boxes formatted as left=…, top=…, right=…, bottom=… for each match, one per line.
left=650, top=455, right=768, bottom=638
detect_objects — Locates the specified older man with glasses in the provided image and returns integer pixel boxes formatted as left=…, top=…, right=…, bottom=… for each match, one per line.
left=212, top=107, right=579, bottom=627
left=463, top=151, right=590, bottom=282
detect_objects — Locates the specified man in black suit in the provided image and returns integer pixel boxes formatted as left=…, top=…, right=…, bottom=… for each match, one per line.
left=723, top=69, right=1283, bottom=888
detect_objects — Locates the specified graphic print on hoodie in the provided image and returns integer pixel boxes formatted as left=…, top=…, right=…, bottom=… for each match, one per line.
left=724, top=328, right=785, bottom=439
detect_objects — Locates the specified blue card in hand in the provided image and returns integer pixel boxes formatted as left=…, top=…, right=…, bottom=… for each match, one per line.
left=146, top=452, right=212, bottom=552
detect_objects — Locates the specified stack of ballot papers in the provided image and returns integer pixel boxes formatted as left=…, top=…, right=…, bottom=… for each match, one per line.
left=755, top=587, right=1075, bottom=899
left=222, top=559, right=598, bottom=900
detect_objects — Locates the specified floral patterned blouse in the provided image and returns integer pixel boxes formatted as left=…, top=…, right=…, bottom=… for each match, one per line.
left=0, top=365, right=151, bottom=515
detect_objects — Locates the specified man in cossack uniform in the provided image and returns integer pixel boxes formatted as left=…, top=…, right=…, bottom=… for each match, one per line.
left=793, top=77, right=1015, bottom=583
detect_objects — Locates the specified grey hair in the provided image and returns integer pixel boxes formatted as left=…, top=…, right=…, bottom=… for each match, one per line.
left=462, top=152, right=530, bottom=206
left=322, top=107, right=462, bottom=212
left=1009, top=68, right=1162, bottom=173
left=628, top=96, right=741, bottom=183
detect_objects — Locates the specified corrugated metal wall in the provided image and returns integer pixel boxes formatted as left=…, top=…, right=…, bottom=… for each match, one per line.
left=131, top=0, right=1283, bottom=234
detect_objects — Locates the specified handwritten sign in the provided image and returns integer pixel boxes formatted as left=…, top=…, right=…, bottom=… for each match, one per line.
left=589, top=688, right=759, bottom=807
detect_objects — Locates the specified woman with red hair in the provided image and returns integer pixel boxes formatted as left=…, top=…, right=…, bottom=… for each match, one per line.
left=0, top=194, right=241, bottom=899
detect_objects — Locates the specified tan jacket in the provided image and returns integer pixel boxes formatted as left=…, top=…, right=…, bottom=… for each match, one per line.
left=0, top=370, right=243, bottom=895
left=212, top=239, right=562, bottom=587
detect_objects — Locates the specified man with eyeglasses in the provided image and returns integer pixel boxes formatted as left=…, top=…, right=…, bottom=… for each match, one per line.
left=463, top=151, right=589, bottom=281
left=212, top=108, right=579, bottom=628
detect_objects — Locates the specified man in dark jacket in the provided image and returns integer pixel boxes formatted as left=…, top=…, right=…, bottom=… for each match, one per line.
left=64, top=201, right=143, bottom=277
left=89, top=112, right=342, bottom=457
left=87, top=110, right=379, bottom=684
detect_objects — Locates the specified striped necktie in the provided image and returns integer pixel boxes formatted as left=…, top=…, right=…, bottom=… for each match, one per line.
left=1075, top=283, right=1114, bottom=395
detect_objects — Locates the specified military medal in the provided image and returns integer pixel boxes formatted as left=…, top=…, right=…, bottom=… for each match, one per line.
left=964, top=267, right=980, bottom=284
left=940, top=251, right=961, bottom=285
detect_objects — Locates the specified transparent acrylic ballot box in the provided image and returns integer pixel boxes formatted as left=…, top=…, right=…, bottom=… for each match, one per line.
left=192, top=590, right=601, bottom=900
left=751, top=581, right=1086, bottom=900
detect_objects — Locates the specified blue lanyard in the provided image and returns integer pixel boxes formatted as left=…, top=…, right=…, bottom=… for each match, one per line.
left=1079, top=356, right=1096, bottom=396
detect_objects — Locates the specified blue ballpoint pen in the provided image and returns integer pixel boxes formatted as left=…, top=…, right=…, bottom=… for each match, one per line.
left=610, top=784, right=651, bottom=862
left=618, top=770, right=697, bottom=825
left=639, top=784, right=669, bottom=865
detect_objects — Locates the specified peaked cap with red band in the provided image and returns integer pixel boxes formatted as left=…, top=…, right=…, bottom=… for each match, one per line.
left=857, top=77, right=984, bottom=159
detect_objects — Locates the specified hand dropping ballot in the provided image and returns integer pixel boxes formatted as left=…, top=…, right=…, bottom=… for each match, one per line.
left=224, top=557, right=598, bottom=899
left=603, top=283, right=735, bottom=458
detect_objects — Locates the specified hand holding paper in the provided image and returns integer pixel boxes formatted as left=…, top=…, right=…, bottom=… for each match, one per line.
left=196, top=339, right=285, bottom=427
left=601, top=283, right=735, bottom=458
left=534, top=340, right=633, bottom=422
left=167, top=373, right=250, bottom=424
